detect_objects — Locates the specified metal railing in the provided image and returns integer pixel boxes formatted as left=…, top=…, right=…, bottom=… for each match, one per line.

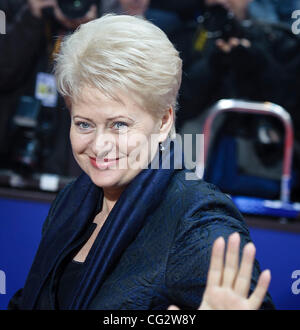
left=203, top=99, right=294, bottom=203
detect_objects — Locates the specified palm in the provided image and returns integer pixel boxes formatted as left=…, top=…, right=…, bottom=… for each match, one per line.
left=200, top=286, right=251, bottom=310
left=169, top=233, right=271, bottom=311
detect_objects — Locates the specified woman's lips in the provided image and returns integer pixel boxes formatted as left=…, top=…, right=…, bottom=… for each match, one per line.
left=89, top=157, right=120, bottom=169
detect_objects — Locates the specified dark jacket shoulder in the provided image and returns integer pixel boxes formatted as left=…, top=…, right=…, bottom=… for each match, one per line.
left=163, top=170, right=275, bottom=309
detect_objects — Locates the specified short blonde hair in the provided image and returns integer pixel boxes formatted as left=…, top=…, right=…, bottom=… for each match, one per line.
left=54, top=14, right=182, bottom=139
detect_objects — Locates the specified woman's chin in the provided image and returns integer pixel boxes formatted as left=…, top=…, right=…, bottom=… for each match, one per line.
left=88, top=168, right=127, bottom=188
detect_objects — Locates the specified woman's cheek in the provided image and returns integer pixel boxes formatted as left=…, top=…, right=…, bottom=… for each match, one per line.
left=70, top=131, right=89, bottom=154
left=69, top=126, right=78, bottom=147
left=117, top=134, right=130, bottom=157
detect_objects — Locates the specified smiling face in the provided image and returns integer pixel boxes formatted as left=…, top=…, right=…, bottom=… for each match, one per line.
left=69, top=86, right=172, bottom=190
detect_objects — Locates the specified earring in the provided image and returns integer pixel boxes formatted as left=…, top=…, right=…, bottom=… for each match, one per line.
left=159, top=142, right=165, bottom=151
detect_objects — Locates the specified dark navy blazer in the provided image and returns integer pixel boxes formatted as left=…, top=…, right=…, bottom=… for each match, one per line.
left=8, top=169, right=275, bottom=310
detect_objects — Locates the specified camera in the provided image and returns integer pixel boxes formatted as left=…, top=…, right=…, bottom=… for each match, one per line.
left=200, top=4, right=243, bottom=40
left=57, top=0, right=98, bottom=19
left=42, top=0, right=99, bottom=21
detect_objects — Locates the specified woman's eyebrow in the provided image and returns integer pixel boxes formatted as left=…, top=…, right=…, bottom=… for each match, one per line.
left=73, top=115, right=92, bottom=121
left=73, top=115, right=134, bottom=122
left=106, top=115, right=133, bottom=121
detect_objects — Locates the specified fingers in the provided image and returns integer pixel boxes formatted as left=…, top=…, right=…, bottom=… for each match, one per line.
left=222, top=232, right=240, bottom=288
left=205, top=233, right=271, bottom=310
left=240, top=38, right=251, bottom=48
left=209, top=233, right=256, bottom=292
left=216, top=38, right=239, bottom=53
left=228, top=37, right=240, bottom=48
left=86, top=4, right=98, bottom=20
left=233, top=242, right=256, bottom=297
left=39, top=0, right=56, bottom=7
left=76, top=5, right=97, bottom=25
left=206, top=236, right=225, bottom=287
left=216, top=39, right=231, bottom=53
left=167, top=305, right=180, bottom=310
left=53, top=4, right=68, bottom=23
left=28, top=0, right=56, bottom=18
left=248, top=270, right=271, bottom=309
left=216, top=38, right=251, bottom=53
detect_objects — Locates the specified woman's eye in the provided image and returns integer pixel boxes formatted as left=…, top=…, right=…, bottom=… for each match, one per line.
left=75, top=121, right=91, bottom=130
left=112, top=121, right=128, bottom=130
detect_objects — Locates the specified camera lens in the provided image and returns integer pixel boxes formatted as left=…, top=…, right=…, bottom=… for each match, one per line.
left=202, top=4, right=240, bottom=40
left=57, top=0, right=95, bottom=19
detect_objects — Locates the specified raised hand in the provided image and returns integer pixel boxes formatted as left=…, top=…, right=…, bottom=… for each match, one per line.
left=168, top=232, right=271, bottom=310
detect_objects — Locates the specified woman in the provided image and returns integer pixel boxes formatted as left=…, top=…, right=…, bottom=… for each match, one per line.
left=8, top=14, right=274, bottom=310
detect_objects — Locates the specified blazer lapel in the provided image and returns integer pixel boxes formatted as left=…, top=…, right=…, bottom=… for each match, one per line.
left=20, top=174, right=102, bottom=309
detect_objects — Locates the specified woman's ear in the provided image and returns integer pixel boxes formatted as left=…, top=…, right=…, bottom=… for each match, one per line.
left=159, top=107, right=173, bottom=142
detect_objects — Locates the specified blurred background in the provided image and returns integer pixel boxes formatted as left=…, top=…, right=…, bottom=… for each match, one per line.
left=0, top=0, right=300, bottom=309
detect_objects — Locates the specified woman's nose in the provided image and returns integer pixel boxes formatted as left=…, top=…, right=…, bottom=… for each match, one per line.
left=91, top=131, right=116, bottom=158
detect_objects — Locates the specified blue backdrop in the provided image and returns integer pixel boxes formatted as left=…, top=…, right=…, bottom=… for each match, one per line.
left=0, top=196, right=299, bottom=309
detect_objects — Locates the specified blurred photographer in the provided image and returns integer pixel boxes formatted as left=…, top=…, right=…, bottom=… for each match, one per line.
left=0, top=0, right=99, bottom=176
left=178, top=0, right=300, bottom=200
left=177, top=0, right=290, bottom=129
